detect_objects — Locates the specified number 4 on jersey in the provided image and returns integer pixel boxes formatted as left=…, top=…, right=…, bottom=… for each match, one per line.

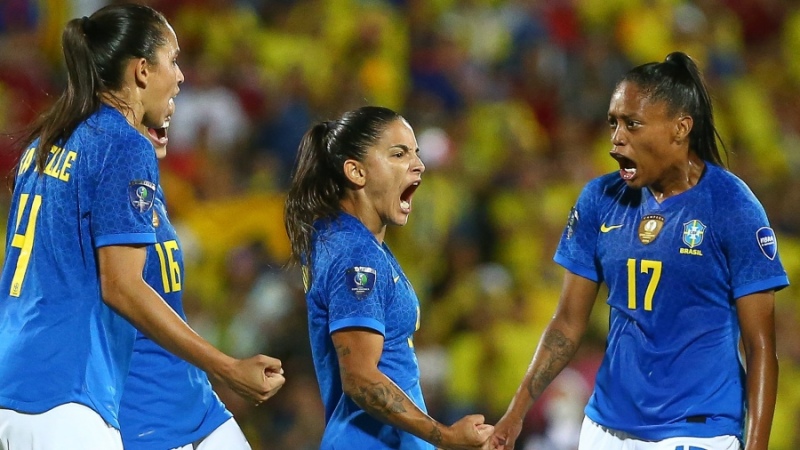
left=9, top=194, right=43, bottom=297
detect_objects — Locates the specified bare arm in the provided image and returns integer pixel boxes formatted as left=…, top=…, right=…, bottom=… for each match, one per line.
left=737, top=291, right=778, bottom=450
left=97, top=244, right=284, bottom=404
left=492, top=271, right=599, bottom=449
left=333, top=328, right=492, bottom=450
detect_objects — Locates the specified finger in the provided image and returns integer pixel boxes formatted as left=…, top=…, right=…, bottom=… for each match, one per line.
left=266, top=373, right=286, bottom=387
left=475, top=424, right=494, bottom=439
left=259, top=355, right=283, bottom=371
left=465, top=413, right=486, bottom=425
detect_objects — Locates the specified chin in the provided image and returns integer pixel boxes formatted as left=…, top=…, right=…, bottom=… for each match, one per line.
left=390, top=215, right=410, bottom=227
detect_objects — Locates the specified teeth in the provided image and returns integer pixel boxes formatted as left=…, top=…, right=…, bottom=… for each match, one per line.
left=400, top=200, right=410, bottom=209
left=624, top=168, right=636, bottom=174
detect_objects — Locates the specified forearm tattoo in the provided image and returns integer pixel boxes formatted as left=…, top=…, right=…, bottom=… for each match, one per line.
left=352, top=381, right=408, bottom=416
left=427, top=424, right=443, bottom=445
left=527, top=329, right=577, bottom=400
left=337, top=344, right=408, bottom=417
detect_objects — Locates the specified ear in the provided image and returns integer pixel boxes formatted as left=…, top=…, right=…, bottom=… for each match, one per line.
left=133, top=57, right=150, bottom=89
left=674, top=115, right=693, bottom=144
left=343, top=159, right=366, bottom=188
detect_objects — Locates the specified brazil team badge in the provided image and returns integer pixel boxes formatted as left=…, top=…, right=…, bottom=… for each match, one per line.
left=682, top=220, right=706, bottom=248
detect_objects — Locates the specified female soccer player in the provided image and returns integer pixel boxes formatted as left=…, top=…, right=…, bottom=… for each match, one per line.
left=0, top=5, right=282, bottom=449
left=117, top=122, right=256, bottom=450
left=491, top=52, right=787, bottom=450
left=284, top=106, right=493, bottom=449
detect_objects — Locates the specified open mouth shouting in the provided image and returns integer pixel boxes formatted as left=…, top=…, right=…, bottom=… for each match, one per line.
left=611, top=152, right=637, bottom=182
left=144, top=117, right=171, bottom=156
left=400, top=180, right=421, bottom=214
left=147, top=124, right=169, bottom=147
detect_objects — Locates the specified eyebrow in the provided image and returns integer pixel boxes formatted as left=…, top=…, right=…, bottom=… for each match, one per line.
left=388, top=144, right=420, bottom=152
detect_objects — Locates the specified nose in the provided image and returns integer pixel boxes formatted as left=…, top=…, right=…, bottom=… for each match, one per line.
left=412, top=152, right=425, bottom=174
left=177, top=65, right=185, bottom=86
left=611, top=125, right=625, bottom=146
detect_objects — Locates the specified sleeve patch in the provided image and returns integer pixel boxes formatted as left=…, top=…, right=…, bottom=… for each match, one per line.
left=129, top=180, right=156, bottom=213
left=756, top=227, right=777, bottom=260
left=345, top=266, right=377, bottom=300
left=565, top=206, right=579, bottom=239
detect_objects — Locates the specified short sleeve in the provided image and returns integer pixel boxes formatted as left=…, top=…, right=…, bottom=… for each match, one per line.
left=553, top=180, right=602, bottom=282
left=90, top=131, right=159, bottom=247
left=716, top=188, right=789, bottom=299
left=324, top=240, right=392, bottom=336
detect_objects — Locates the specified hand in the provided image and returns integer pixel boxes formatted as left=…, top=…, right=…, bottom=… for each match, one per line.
left=220, top=354, right=285, bottom=404
left=490, top=414, right=523, bottom=450
left=441, top=414, right=494, bottom=450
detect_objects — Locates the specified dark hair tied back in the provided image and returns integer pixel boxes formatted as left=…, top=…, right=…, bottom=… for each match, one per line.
left=18, top=3, right=170, bottom=174
left=284, top=106, right=403, bottom=270
left=621, top=51, right=726, bottom=167
left=80, top=16, right=92, bottom=35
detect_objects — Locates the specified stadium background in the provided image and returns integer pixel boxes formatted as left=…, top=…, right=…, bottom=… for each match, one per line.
left=1, top=0, right=799, bottom=448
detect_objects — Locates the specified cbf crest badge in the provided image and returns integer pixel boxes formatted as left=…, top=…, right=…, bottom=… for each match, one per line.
left=638, top=215, right=665, bottom=244
left=682, top=220, right=706, bottom=248
left=129, top=180, right=156, bottom=213
left=346, top=266, right=377, bottom=300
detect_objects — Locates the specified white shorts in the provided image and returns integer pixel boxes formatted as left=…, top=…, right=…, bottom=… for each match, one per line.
left=579, top=417, right=741, bottom=450
left=0, top=403, right=122, bottom=450
left=171, top=417, right=251, bottom=450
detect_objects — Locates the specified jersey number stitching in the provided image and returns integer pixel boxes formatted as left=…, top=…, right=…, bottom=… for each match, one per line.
left=9, top=194, right=43, bottom=297
left=626, top=258, right=662, bottom=311
left=154, top=240, right=181, bottom=293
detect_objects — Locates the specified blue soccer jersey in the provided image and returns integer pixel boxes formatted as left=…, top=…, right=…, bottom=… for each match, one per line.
left=554, top=163, right=789, bottom=440
left=306, top=212, right=431, bottom=450
left=0, top=105, right=159, bottom=428
left=119, top=186, right=231, bottom=450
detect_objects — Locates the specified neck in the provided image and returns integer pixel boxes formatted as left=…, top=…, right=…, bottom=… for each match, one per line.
left=649, top=153, right=705, bottom=202
left=340, top=196, right=386, bottom=243
left=100, top=89, right=142, bottom=129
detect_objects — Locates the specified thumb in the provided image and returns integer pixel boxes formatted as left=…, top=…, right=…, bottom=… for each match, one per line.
left=475, top=423, right=494, bottom=438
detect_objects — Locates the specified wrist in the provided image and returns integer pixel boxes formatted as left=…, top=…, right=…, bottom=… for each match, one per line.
left=204, top=352, right=237, bottom=382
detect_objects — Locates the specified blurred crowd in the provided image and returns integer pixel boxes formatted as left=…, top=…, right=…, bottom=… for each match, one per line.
left=2, top=0, right=800, bottom=448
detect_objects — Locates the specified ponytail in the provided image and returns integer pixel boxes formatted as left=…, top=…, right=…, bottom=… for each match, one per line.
left=24, top=18, right=102, bottom=173
left=284, top=106, right=402, bottom=273
left=284, top=123, right=343, bottom=266
left=17, top=4, right=168, bottom=173
left=622, top=51, right=727, bottom=167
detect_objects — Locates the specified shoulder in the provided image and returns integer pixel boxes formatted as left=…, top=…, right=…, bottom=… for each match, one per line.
left=703, top=164, right=763, bottom=211
left=80, top=106, right=151, bottom=156
left=576, top=172, right=634, bottom=210
left=313, top=214, right=387, bottom=267
left=582, top=173, right=627, bottom=198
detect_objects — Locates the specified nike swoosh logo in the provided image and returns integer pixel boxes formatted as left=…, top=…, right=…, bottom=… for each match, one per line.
left=600, top=223, right=623, bottom=233
left=393, top=276, right=400, bottom=283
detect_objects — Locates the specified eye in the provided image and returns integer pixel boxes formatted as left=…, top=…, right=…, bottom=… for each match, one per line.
left=626, top=120, right=640, bottom=129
